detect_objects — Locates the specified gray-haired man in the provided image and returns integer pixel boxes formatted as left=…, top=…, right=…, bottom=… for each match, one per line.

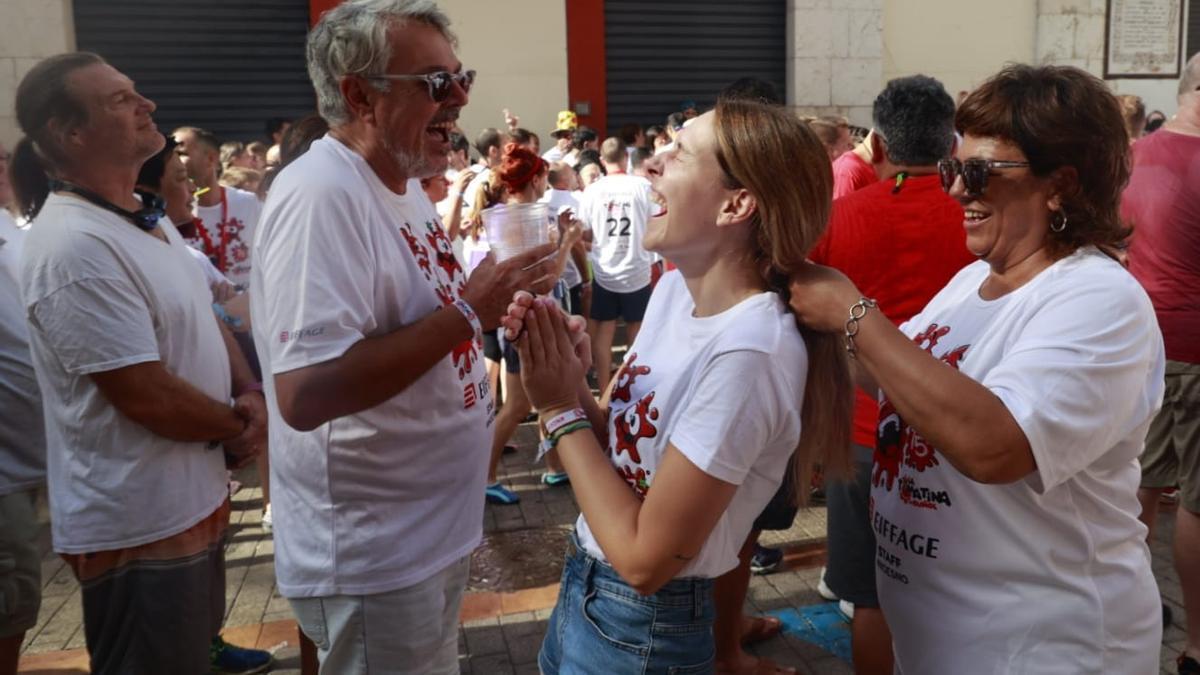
left=251, top=1, right=556, bottom=671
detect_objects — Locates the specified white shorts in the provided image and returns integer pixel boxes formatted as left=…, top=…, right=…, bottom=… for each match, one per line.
left=290, top=555, right=470, bottom=674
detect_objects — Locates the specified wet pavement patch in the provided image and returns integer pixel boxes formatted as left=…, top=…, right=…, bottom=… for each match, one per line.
left=470, top=527, right=571, bottom=592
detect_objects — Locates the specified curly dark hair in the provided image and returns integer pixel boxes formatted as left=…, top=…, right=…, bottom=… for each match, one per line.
left=872, top=74, right=956, bottom=166
left=955, top=64, right=1131, bottom=257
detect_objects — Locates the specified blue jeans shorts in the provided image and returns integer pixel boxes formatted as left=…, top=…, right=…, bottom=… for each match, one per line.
left=539, top=534, right=715, bottom=674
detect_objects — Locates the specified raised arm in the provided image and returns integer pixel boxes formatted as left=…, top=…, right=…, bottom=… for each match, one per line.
left=789, top=263, right=1032, bottom=484
left=516, top=300, right=738, bottom=593
left=274, top=243, right=559, bottom=431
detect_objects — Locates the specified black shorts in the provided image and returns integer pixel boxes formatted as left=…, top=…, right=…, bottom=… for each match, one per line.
left=753, top=462, right=799, bottom=531
left=824, top=445, right=879, bottom=608
left=568, top=283, right=584, bottom=316
left=590, top=282, right=652, bottom=323
left=502, top=339, right=521, bottom=374
left=482, top=329, right=502, bottom=362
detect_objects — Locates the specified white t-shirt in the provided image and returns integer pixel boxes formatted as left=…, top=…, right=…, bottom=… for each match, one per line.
left=191, top=186, right=261, bottom=289
left=540, top=188, right=586, bottom=288
left=873, top=249, right=1164, bottom=674
left=20, top=195, right=229, bottom=553
left=0, top=212, right=44, bottom=495
left=576, top=271, right=806, bottom=578
left=185, top=243, right=232, bottom=296
left=251, top=136, right=493, bottom=598
left=579, top=173, right=656, bottom=293
left=542, top=145, right=566, bottom=163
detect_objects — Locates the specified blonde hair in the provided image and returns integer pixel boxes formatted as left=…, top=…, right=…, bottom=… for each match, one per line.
left=219, top=141, right=246, bottom=170
left=802, top=115, right=849, bottom=156
left=1116, top=94, right=1146, bottom=140
left=715, top=98, right=853, bottom=497
left=219, top=166, right=263, bottom=192
left=466, top=171, right=507, bottom=238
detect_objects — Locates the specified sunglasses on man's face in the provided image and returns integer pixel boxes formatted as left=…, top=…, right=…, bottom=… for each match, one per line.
left=937, top=157, right=1031, bottom=196
left=367, top=69, right=476, bottom=102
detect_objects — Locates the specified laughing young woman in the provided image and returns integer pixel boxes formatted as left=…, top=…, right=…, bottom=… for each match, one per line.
left=502, top=98, right=853, bottom=673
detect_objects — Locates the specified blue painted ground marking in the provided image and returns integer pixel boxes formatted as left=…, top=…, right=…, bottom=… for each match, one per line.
left=765, top=603, right=852, bottom=663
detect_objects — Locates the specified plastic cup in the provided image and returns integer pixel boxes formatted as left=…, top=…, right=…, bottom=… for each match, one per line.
left=481, top=202, right=552, bottom=262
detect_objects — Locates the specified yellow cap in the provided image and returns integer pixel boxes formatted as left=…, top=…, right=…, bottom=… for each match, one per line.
left=552, top=110, right=578, bottom=136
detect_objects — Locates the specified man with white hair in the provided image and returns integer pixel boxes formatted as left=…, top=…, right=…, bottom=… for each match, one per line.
left=252, top=1, right=557, bottom=671
left=1125, top=50, right=1200, bottom=675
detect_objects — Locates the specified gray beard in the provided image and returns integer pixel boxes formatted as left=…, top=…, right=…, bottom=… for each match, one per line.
left=387, top=142, right=431, bottom=179
left=382, top=131, right=452, bottom=180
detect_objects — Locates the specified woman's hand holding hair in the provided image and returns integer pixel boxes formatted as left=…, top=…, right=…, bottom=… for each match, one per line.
left=790, top=262, right=1036, bottom=484
left=787, top=261, right=865, bottom=333
left=515, top=297, right=585, bottom=416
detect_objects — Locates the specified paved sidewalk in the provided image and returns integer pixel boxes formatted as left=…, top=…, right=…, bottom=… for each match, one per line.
left=18, top=421, right=1192, bottom=674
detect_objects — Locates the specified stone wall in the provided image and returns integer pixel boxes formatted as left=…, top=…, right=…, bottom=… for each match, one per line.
left=0, top=0, right=75, bottom=148
left=1036, top=0, right=1188, bottom=115
left=1036, top=0, right=1108, bottom=74
left=788, top=0, right=883, bottom=126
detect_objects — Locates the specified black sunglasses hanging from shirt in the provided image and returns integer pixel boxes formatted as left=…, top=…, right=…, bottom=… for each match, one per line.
left=48, top=179, right=164, bottom=232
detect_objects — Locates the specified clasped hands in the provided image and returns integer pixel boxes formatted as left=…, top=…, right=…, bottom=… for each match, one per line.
left=224, top=391, right=267, bottom=469
left=502, top=293, right=591, bottom=416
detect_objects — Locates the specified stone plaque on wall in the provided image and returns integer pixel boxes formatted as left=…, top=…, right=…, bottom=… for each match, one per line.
left=1104, top=0, right=1184, bottom=78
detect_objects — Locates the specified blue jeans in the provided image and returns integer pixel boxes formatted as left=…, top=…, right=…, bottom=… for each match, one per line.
left=539, top=535, right=715, bottom=674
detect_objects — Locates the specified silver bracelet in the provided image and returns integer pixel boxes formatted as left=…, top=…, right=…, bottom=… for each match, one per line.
left=844, top=297, right=878, bottom=358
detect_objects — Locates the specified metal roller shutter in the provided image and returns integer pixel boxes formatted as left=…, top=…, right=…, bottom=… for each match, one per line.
left=604, top=0, right=786, bottom=135
left=73, top=0, right=316, bottom=143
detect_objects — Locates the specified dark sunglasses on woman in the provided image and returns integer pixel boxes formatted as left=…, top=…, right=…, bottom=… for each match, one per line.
left=938, top=157, right=1030, bottom=196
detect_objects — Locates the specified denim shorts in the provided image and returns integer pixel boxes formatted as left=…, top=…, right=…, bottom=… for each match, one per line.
left=539, top=535, right=715, bottom=674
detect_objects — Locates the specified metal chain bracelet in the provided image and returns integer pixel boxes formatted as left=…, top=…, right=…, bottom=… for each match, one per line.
left=844, top=297, right=878, bottom=358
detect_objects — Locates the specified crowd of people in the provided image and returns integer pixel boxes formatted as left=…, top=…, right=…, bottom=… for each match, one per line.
left=0, top=0, right=1197, bottom=674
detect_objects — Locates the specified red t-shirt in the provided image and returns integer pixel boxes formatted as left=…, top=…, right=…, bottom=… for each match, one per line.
left=1122, top=129, right=1200, bottom=364
left=831, top=151, right=878, bottom=199
left=810, top=174, right=976, bottom=448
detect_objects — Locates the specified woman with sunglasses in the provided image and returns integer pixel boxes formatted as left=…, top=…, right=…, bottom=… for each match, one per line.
left=790, top=64, right=1164, bottom=673
left=501, top=98, right=853, bottom=673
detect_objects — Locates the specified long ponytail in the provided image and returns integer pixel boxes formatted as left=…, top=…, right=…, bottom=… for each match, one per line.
left=713, top=98, right=854, bottom=501
left=11, top=138, right=52, bottom=221
left=466, top=171, right=506, bottom=239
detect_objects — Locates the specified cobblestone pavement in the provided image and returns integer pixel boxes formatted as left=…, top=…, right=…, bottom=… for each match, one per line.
left=18, top=422, right=1191, bottom=674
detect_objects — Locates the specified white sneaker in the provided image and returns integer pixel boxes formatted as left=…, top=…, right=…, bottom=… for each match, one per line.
left=261, top=504, right=272, bottom=533
left=838, top=599, right=855, bottom=621
left=817, top=567, right=839, bottom=601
